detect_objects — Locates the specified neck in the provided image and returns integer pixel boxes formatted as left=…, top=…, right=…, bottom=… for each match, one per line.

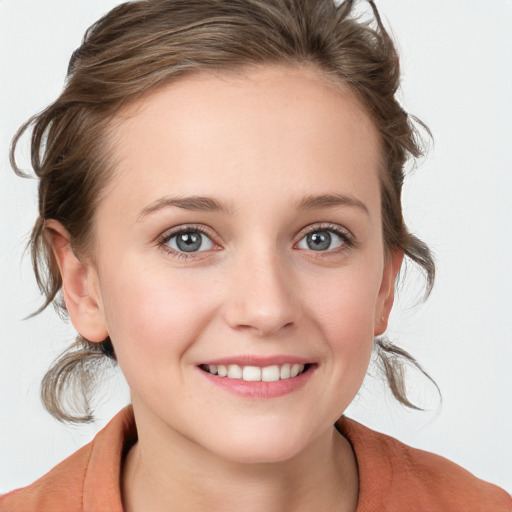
left=122, top=405, right=359, bottom=512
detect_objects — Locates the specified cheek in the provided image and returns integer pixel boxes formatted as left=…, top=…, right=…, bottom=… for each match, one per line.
left=305, top=264, right=381, bottom=337
left=98, top=260, right=218, bottom=381
left=302, top=263, right=381, bottom=377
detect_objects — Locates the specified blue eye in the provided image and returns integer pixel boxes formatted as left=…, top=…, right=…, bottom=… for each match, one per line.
left=164, top=230, right=214, bottom=253
left=297, top=229, right=346, bottom=252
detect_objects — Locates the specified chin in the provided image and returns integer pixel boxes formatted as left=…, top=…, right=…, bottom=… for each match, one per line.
left=204, top=422, right=319, bottom=465
left=216, top=443, right=305, bottom=465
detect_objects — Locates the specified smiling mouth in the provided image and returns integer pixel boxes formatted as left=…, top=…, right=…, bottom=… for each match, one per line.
left=199, top=363, right=312, bottom=382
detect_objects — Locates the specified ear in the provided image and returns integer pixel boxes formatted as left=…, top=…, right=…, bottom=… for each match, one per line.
left=45, top=220, right=108, bottom=343
left=374, top=250, right=403, bottom=336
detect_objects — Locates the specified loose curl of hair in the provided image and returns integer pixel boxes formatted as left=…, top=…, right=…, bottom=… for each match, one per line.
left=11, top=0, right=437, bottom=423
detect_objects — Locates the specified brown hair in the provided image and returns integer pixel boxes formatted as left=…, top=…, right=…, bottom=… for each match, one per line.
left=11, top=0, right=436, bottom=423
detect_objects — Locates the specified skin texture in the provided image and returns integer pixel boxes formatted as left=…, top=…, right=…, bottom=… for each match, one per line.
left=48, top=65, right=402, bottom=512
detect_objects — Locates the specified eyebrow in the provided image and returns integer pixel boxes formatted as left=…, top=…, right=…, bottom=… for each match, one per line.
left=137, top=192, right=369, bottom=221
left=137, top=195, right=231, bottom=221
left=295, top=193, right=370, bottom=216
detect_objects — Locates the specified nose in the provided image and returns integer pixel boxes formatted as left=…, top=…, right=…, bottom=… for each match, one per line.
left=223, top=249, right=300, bottom=338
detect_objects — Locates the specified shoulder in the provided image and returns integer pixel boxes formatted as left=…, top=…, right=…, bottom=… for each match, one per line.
left=338, top=417, right=512, bottom=512
left=0, top=441, right=94, bottom=512
left=0, top=407, right=135, bottom=512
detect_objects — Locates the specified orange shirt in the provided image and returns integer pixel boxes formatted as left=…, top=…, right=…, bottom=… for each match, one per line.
left=1, top=406, right=510, bottom=512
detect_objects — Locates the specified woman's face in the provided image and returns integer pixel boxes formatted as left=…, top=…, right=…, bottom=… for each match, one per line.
left=81, top=65, right=400, bottom=463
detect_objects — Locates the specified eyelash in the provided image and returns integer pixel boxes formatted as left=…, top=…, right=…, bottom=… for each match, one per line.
left=157, top=224, right=217, bottom=260
left=296, top=223, right=356, bottom=254
left=157, top=222, right=356, bottom=260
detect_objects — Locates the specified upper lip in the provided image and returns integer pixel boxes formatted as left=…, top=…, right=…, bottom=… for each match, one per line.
left=197, top=355, right=313, bottom=367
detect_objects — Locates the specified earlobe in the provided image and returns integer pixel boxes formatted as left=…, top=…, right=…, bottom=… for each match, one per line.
left=374, top=250, right=403, bottom=336
left=45, top=220, right=108, bottom=343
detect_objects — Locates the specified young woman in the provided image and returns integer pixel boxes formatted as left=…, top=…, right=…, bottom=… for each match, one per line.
left=1, top=1, right=510, bottom=511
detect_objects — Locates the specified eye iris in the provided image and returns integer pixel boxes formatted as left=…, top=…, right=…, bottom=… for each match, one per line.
left=176, top=232, right=202, bottom=252
left=307, top=231, right=331, bottom=251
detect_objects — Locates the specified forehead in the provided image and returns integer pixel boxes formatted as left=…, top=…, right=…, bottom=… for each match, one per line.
left=102, top=65, right=382, bottom=215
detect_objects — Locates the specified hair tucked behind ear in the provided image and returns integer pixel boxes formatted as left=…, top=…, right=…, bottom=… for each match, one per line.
left=12, top=0, right=436, bottom=423
left=40, top=338, right=116, bottom=423
left=373, top=338, right=440, bottom=410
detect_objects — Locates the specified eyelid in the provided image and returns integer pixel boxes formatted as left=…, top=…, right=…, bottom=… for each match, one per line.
left=294, top=222, right=356, bottom=251
left=155, top=222, right=356, bottom=259
left=157, top=224, right=221, bottom=258
left=296, top=222, right=354, bottom=241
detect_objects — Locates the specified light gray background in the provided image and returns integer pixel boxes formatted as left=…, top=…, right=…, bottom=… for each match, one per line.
left=1, top=0, right=511, bottom=494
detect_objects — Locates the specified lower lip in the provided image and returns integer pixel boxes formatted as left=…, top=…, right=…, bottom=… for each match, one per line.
left=198, top=366, right=315, bottom=399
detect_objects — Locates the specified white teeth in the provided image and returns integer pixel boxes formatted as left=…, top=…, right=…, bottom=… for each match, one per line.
left=227, top=364, right=242, bottom=379
left=290, top=364, right=302, bottom=377
left=204, top=363, right=307, bottom=381
left=243, top=366, right=261, bottom=381
left=280, top=363, right=291, bottom=379
left=261, top=365, right=280, bottom=382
